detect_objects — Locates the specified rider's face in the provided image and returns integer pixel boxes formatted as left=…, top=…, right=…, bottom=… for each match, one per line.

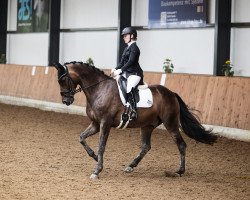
left=123, top=34, right=131, bottom=43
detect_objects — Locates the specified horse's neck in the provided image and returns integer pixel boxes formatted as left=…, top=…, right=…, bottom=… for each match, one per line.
left=80, top=75, right=113, bottom=102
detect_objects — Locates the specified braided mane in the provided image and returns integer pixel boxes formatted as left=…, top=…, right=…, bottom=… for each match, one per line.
left=64, top=61, right=106, bottom=76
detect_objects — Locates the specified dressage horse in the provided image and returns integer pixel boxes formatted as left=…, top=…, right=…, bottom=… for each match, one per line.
left=53, top=61, right=217, bottom=179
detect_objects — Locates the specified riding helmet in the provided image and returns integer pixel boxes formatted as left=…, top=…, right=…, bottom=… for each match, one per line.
left=121, top=27, right=137, bottom=38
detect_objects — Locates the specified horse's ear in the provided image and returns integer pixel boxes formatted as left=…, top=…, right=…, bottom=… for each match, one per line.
left=53, top=62, right=64, bottom=70
left=53, top=62, right=68, bottom=79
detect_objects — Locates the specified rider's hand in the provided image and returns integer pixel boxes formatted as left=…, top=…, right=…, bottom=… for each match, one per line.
left=113, top=69, right=122, bottom=76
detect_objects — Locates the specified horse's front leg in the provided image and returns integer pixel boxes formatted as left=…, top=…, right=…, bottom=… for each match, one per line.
left=80, top=121, right=100, bottom=161
left=90, top=122, right=111, bottom=179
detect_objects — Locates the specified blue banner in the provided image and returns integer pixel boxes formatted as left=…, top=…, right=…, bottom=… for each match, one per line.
left=148, top=0, right=207, bottom=29
left=17, top=0, right=49, bottom=33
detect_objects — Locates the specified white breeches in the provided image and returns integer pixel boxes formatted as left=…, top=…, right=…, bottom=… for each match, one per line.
left=126, top=75, right=141, bottom=93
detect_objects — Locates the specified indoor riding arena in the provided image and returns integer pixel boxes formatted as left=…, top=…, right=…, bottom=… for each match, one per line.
left=0, top=1, right=249, bottom=200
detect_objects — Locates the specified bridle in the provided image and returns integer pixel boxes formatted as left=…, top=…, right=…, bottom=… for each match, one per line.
left=59, top=75, right=82, bottom=97
left=59, top=73, right=111, bottom=97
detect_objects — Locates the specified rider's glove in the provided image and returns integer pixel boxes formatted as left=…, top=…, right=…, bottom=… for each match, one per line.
left=113, top=69, right=122, bottom=76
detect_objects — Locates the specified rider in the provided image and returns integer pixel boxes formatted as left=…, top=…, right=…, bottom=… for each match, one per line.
left=113, top=27, right=143, bottom=119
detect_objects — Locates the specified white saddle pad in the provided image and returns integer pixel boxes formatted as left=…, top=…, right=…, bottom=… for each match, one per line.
left=116, top=80, right=153, bottom=108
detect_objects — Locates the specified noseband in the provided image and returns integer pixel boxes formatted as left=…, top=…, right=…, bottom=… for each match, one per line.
left=59, top=75, right=82, bottom=97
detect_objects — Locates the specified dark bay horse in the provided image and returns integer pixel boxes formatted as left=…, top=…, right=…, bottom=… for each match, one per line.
left=53, top=61, right=217, bottom=179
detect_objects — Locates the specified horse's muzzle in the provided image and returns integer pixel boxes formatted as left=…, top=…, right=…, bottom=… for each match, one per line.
left=62, top=96, right=74, bottom=106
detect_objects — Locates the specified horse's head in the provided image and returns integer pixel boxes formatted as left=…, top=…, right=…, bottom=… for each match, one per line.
left=53, top=62, right=81, bottom=106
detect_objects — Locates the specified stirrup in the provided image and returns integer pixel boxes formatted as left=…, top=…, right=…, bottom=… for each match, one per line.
left=122, top=112, right=129, bottom=122
left=116, top=106, right=131, bottom=129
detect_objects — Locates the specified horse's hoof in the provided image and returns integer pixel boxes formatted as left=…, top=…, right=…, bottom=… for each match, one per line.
left=124, top=166, right=134, bottom=173
left=176, top=170, right=185, bottom=177
left=165, top=171, right=182, bottom=177
left=90, top=173, right=99, bottom=180
left=178, top=172, right=184, bottom=177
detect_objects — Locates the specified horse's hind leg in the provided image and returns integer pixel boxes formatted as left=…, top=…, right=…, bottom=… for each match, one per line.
left=80, top=121, right=100, bottom=161
left=164, top=123, right=187, bottom=176
left=124, top=125, right=154, bottom=173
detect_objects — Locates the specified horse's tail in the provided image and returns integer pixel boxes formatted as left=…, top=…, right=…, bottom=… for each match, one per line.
left=175, top=93, right=217, bottom=145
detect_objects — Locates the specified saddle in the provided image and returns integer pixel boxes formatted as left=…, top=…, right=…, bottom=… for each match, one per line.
left=118, top=76, right=141, bottom=104
left=116, top=76, right=153, bottom=108
left=115, top=75, right=153, bottom=129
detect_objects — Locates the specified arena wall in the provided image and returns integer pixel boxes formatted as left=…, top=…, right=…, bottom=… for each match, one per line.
left=0, top=64, right=249, bottom=132
left=6, top=0, right=250, bottom=77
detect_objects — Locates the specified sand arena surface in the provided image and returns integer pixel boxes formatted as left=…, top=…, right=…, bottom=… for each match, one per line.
left=0, top=103, right=249, bottom=200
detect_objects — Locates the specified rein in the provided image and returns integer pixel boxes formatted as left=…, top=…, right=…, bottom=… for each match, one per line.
left=59, top=75, right=111, bottom=96
left=81, top=77, right=111, bottom=90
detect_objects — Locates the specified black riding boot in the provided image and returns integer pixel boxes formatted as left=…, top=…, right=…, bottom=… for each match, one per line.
left=127, top=89, right=137, bottom=120
left=121, top=93, right=130, bottom=122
